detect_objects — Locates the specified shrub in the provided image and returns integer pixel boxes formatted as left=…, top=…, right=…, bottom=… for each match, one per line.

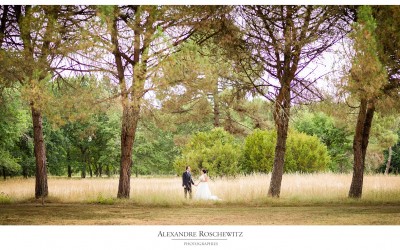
left=242, top=129, right=331, bottom=173
left=241, top=129, right=276, bottom=173
left=293, top=111, right=352, bottom=172
left=173, top=128, right=242, bottom=177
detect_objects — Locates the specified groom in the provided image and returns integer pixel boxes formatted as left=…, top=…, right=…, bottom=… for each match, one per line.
left=182, top=166, right=195, bottom=199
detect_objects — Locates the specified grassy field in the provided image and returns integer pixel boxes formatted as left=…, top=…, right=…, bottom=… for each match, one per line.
left=1, top=203, right=400, bottom=225
left=1, top=173, right=400, bottom=225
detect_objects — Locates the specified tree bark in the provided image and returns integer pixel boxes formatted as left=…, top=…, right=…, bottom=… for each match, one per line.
left=0, top=5, right=9, bottom=47
left=267, top=7, right=300, bottom=198
left=67, top=150, right=72, bottom=178
left=385, top=146, right=392, bottom=175
left=67, top=164, right=72, bottom=178
left=80, top=147, right=86, bottom=178
left=268, top=122, right=289, bottom=197
left=106, top=166, right=110, bottom=177
left=117, top=103, right=139, bottom=198
left=268, top=81, right=291, bottom=198
left=88, top=162, right=93, bottom=178
left=22, top=167, right=28, bottom=178
left=349, top=99, right=375, bottom=198
left=95, top=163, right=103, bottom=177
left=362, top=102, right=375, bottom=160
left=111, top=7, right=144, bottom=198
left=94, top=164, right=99, bottom=177
left=2, top=167, right=6, bottom=180
left=31, top=105, right=48, bottom=199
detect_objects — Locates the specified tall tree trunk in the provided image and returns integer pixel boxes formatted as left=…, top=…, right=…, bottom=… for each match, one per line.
left=267, top=6, right=298, bottom=198
left=361, top=102, right=375, bottom=161
left=268, top=122, right=289, bottom=197
left=67, top=150, right=72, bottom=178
left=110, top=6, right=145, bottom=198
left=0, top=5, right=9, bottom=47
left=349, top=99, right=375, bottom=198
left=111, top=8, right=132, bottom=198
left=118, top=103, right=139, bottom=198
left=268, top=82, right=290, bottom=198
left=2, top=167, right=6, bottom=180
left=350, top=99, right=367, bottom=198
left=99, top=164, right=103, bottom=177
left=94, top=163, right=99, bottom=177
left=80, top=147, right=86, bottom=178
left=106, top=166, right=110, bottom=177
left=86, top=152, right=92, bottom=177
left=88, top=162, right=93, bottom=178
left=67, top=164, right=72, bottom=178
left=22, top=167, right=28, bottom=178
left=385, top=147, right=392, bottom=175
left=31, top=105, right=48, bottom=199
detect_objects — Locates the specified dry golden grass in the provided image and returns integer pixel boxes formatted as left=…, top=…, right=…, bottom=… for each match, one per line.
left=1, top=173, right=400, bottom=205
left=2, top=174, right=400, bottom=225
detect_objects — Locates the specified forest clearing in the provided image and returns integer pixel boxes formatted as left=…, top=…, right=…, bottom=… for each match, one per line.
left=1, top=6, right=400, bottom=249
left=1, top=5, right=400, bottom=232
left=1, top=174, right=400, bottom=225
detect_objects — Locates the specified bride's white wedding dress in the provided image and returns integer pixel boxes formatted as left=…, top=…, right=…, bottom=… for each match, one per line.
left=195, top=174, right=220, bottom=201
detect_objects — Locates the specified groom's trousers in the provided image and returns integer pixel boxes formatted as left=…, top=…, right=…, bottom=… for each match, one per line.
left=184, top=186, right=192, bottom=199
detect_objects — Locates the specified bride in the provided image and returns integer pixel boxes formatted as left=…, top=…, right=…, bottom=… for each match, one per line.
left=194, top=169, right=220, bottom=201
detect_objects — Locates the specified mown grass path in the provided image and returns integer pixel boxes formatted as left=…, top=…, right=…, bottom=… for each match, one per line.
left=1, top=203, right=400, bottom=225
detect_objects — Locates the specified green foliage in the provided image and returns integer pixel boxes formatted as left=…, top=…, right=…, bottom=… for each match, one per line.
left=155, top=46, right=215, bottom=130
left=87, top=111, right=121, bottom=177
left=0, top=90, right=30, bottom=148
left=58, top=108, right=121, bottom=177
left=0, top=89, right=30, bottom=177
left=285, top=132, right=331, bottom=173
left=366, top=114, right=399, bottom=171
left=241, top=129, right=276, bottom=173
left=45, top=120, right=68, bottom=176
left=378, top=130, right=400, bottom=174
left=369, top=114, right=399, bottom=150
left=173, top=128, right=242, bottom=177
left=0, top=192, right=12, bottom=204
left=242, top=129, right=331, bottom=173
left=96, top=5, right=115, bottom=21
left=23, top=76, right=110, bottom=128
left=373, top=6, right=400, bottom=113
left=155, top=35, right=266, bottom=137
left=0, top=6, right=398, bottom=181
left=13, top=134, right=35, bottom=177
left=35, top=76, right=122, bottom=177
left=90, top=193, right=115, bottom=205
left=0, top=150, right=22, bottom=176
left=133, top=123, right=180, bottom=175
left=346, top=6, right=387, bottom=101
left=293, top=111, right=352, bottom=172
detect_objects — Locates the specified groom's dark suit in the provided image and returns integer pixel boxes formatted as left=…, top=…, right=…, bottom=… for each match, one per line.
left=182, top=171, right=195, bottom=199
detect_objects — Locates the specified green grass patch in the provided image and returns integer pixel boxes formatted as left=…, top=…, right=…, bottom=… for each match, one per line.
left=88, top=193, right=116, bottom=205
left=0, top=192, right=11, bottom=204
